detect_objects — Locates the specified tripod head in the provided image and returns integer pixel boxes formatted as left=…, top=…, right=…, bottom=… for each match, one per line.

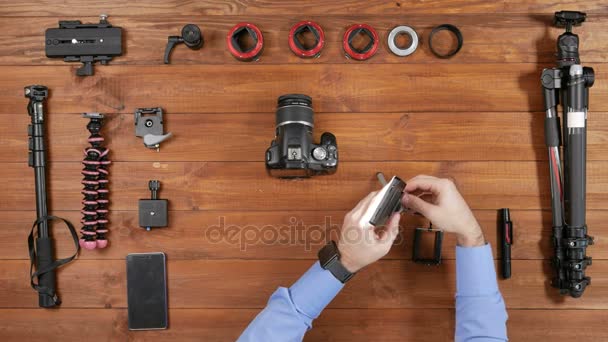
left=554, top=11, right=586, bottom=67
left=554, top=11, right=586, bottom=31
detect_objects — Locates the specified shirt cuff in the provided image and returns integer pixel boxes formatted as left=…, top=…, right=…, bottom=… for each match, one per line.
left=456, top=243, right=499, bottom=296
left=289, top=261, right=344, bottom=320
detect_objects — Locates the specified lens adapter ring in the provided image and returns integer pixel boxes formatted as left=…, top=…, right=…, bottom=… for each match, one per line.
left=289, top=21, right=325, bottom=58
left=387, top=25, right=418, bottom=57
left=226, top=22, right=264, bottom=61
left=428, top=24, right=463, bottom=59
left=343, top=24, right=379, bottom=61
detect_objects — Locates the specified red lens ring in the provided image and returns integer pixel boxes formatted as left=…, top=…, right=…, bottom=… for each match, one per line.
left=226, top=22, right=264, bottom=61
left=342, top=24, right=379, bottom=61
left=289, top=21, right=325, bottom=58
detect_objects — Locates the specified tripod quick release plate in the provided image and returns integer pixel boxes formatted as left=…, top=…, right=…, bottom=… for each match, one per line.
left=45, top=14, right=123, bottom=76
left=134, top=107, right=173, bottom=150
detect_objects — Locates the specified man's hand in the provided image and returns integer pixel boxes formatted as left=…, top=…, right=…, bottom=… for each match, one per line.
left=401, top=175, right=485, bottom=247
left=337, top=191, right=401, bottom=273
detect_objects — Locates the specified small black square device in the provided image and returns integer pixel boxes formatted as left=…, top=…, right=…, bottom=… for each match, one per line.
left=139, top=180, right=168, bottom=230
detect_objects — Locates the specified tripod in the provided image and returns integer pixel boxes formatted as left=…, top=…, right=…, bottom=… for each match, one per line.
left=26, top=85, right=79, bottom=307
left=540, top=11, right=594, bottom=297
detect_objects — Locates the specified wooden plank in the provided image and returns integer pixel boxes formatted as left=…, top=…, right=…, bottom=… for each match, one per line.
left=6, top=64, right=608, bottom=114
left=0, top=308, right=451, bottom=342
left=2, top=112, right=608, bottom=163
left=0, top=308, right=607, bottom=342
left=505, top=1, right=608, bottom=14
left=1, top=15, right=608, bottom=65
left=0, top=1, right=517, bottom=17
left=1, top=259, right=607, bottom=309
left=1, top=1, right=606, bottom=16
left=2, top=64, right=605, bottom=114
left=1, top=209, right=607, bottom=261
left=3, top=161, right=608, bottom=211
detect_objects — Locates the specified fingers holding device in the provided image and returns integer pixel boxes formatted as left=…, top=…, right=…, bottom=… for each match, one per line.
left=359, top=174, right=406, bottom=228
left=401, top=175, right=485, bottom=247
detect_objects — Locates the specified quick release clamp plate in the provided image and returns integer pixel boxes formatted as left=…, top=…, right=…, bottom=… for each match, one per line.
left=134, top=107, right=173, bottom=150
left=45, top=14, right=123, bottom=76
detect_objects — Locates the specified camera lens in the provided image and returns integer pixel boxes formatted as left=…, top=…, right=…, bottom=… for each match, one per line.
left=276, top=94, right=314, bottom=128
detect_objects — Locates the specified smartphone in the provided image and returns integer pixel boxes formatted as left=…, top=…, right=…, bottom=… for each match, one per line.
left=362, top=176, right=406, bottom=227
left=126, top=252, right=168, bottom=330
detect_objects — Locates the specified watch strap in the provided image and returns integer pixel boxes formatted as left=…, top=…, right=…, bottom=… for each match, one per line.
left=318, top=241, right=355, bottom=283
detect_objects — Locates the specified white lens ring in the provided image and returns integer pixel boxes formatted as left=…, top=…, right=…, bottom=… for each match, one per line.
left=387, top=26, right=418, bottom=57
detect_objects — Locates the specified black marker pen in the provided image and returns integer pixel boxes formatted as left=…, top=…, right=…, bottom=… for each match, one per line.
left=499, top=208, right=513, bottom=279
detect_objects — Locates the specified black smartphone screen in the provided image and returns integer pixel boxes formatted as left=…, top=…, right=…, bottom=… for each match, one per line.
left=126, top=252, right=168, bottom=330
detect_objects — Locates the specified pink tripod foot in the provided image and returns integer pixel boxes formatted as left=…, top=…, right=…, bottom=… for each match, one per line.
left=83, top=240, right=97, bottom=250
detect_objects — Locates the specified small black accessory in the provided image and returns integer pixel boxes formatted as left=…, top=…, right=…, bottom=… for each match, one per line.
left=226, top=22, right=264, bottom=62
left=499, top=208, right=513, bottom=279
left=366, top=173, right=405, bottom=227
left=288, top=21, right=325, bottom=58
left=342, top=24, right=379, bottom=61
left=45, top=14, right=123, bottom=76
left=80, top=113, right=111, bottom=250
left=387, top=25, right=419, bottom=57
left=25, top=85, right=80, bottom=308
left=428, top=24, right=463, bottom=58
left=541, top=10, right=594, bottom=298
left=164, top=24, right=204, bottom=64
left=139, top=180, right=168, bottom=231
left=134, top=107, right=173, bottom=151
left=318, top=241, right=355, bottom=283
left=412, top=223, right=443, bottom=265
left=265, top=94, right=338, bottom=178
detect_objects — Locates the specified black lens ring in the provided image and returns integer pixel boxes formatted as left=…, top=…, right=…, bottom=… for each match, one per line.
left=278, top=94, right=312, bottom=108
left=428, top=24, right=463, bottom=58
left=293, top=24, right=321, bottom=51
left=348, top=28, right=375, bottom=54
left=231, top=26, right=259, bottom=53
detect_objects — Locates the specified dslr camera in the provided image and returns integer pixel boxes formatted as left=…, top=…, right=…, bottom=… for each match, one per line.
left=265, top=94, right=338, bottom=178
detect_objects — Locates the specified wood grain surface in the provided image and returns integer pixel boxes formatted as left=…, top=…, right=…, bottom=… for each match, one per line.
left=0, top=1, right=606, bottom=341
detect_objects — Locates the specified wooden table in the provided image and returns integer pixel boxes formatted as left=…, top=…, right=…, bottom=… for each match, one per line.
left=1, top=1, right=607, bottom=341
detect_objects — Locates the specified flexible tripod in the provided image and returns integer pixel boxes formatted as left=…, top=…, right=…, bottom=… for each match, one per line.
left=26, top=85, right=79, bottom=307
left=541, top=11, right=594, bottom=297
left=80, top=113, right=111, bottom=250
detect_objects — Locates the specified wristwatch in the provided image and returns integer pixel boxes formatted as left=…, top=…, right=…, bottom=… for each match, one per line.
left=318, top=240, right=355, bottom=283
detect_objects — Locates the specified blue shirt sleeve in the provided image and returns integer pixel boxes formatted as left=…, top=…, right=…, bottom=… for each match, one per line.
left=455, top=243, right=508, bottom=341
left=237, top=261, right=344, bottom=342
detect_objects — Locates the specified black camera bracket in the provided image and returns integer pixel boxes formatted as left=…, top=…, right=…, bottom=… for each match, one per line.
left=45, top=14, right=123, bottom=76
left=412, top=224, right=444, bottom=266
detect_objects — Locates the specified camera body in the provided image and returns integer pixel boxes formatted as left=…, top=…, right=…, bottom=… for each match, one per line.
left=265, top=94, right=338, bottom=178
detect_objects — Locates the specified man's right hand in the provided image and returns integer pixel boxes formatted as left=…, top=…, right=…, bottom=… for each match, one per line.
left=401, top=175, right=485, bottom=247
